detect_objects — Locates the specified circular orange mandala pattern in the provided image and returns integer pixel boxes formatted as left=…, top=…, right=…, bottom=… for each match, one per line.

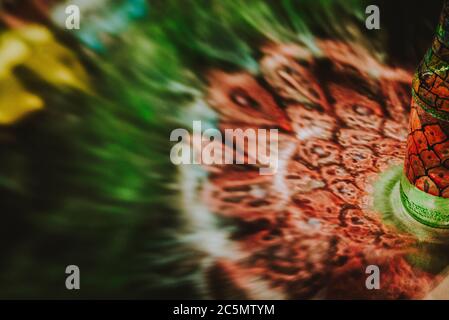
left=183, top=41, right=439, bottom=299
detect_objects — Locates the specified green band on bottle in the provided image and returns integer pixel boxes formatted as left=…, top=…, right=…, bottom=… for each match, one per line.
left=411, top=89, right=449, bottom=121
left=400, top=174, right=449, bottom=228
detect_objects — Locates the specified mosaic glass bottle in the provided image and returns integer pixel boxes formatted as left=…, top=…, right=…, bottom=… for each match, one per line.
left=401, top=0, right=449, bottom=228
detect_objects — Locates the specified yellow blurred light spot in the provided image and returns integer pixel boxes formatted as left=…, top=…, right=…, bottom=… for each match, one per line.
left=0, top=77, right=44, bottom=125
left=21, top=26, right=90, bottom=93
left=17, top=25, right=52, bottom=43
left=0, top=24, right=91, bottom=125
left=0, top=36, right=29, bottom=78
left=55, top=68, right=75, bottom=82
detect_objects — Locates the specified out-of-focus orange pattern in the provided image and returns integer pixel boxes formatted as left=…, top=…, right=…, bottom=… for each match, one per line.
left=193, top=41, right=438, bottom=299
